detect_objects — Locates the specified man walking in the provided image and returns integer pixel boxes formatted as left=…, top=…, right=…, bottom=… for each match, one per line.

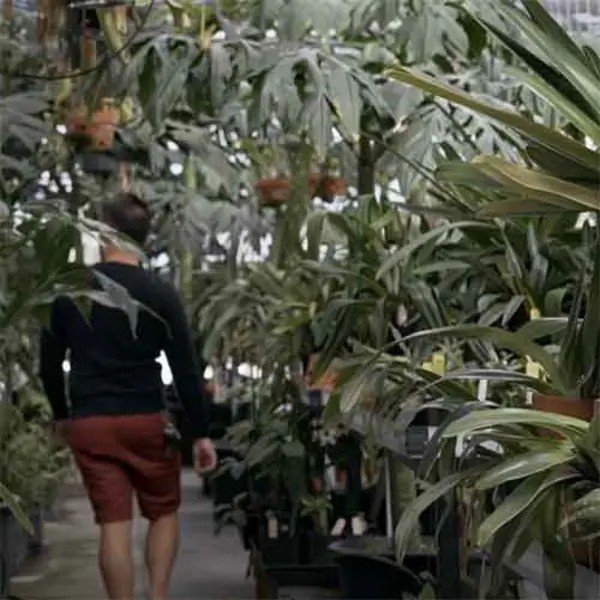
left=40, top=192, right=217, bottom=600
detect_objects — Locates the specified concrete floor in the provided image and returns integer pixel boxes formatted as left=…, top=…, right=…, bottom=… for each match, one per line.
left=10, top=470, right=332, bottom=600
left=10, top=470, right=256, bottom=599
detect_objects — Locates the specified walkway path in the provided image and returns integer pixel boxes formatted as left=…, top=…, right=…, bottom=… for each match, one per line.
left=11, top=470, right=255, bottom=599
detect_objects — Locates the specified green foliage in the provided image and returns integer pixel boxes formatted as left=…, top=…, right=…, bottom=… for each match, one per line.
left=4, top=0, right=600, bottom=594
left=387, top=0, right=600, bottom=215
left=0, top=402, right=71, bottom=512
left=393, top=405, right=600, bottom=597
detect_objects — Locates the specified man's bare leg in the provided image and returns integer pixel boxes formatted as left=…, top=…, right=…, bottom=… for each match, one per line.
left=99, top=520, right=135, bottom=600
left=145, top=512, right=180, bottom=600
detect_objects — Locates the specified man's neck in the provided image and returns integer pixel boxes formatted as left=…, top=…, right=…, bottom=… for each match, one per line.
left=102, top=246, right=140, bottom=266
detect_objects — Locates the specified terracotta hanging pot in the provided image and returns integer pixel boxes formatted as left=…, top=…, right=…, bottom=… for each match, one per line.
left=66, top=99, right=119, bottom=150
left=256, top=177, right=292, bottom=206
left=257, top=174, right=346, bottom=206
left=319, top=174, right=346, bottom=200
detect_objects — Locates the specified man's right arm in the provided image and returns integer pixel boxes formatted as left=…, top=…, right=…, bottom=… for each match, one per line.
left=161, top=285, right=210, bottom=440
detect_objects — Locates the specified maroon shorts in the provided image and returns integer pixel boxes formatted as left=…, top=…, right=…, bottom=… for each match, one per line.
left=66, top=413, right=181, bottom=524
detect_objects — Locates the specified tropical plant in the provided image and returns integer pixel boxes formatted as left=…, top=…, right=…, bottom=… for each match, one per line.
left=217, top=380, right=311, bottom=521
left=393, top=404, right=600, bottom=598
left=359, top=2, right=600, bottom=596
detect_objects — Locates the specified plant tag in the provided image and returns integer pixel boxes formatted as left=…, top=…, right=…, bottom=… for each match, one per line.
left=331, top=518, right=346, bottom=536
left=351, top=515, right=367, bottom=536
left=431, top=352, right=446, bottom=376
left=526, top=358, right=542, bottom=379
left=526, top=308, right=543, bottom=380
left=267, top=516, right=278, bottom=539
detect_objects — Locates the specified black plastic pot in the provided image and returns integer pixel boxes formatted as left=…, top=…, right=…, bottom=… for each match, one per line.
left=211, top=470, right=247, bottom=509
left=211, top=441, right=247, bottom=510
left=0, top=507, right=29, bottom=598
left=27, top=508, right=44, bottom=556
left=259, top=532, right=300, bottom=567
left=330, top=537, right=423, bottom=599
left=209, top=403, right=233, bottom=440
left=232, top=401, right=252, bottom=423
left=307, top=532, right=337, bottom=565
left=239, top=511, right=261, bottom=550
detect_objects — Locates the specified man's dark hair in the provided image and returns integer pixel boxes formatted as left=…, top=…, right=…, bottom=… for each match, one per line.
left=102, top=192, right=152, bottom=246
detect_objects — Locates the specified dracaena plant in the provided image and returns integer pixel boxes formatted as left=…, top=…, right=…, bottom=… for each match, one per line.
left=393, top=404, right=600, bottom=599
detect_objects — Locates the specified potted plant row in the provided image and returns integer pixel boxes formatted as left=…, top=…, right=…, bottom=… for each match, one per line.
left=213, top=385, right=385, bottom=594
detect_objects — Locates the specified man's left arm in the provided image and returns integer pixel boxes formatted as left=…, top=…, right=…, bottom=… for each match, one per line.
left=39, top=300, right=69, bottom=421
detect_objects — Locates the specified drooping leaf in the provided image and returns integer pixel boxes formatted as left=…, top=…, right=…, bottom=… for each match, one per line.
left=475, top=447, right=575, bottom=491
left=384, top=65, right=599, bottom=172
left=477, top=468, right=579, bottom=547
left=394, top=469, right=479, bottom=562
left=442, top=408, right=589, bottom=440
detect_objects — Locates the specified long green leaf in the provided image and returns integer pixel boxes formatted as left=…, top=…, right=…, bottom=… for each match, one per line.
left=520, top=0, right=586, bottom=62
left=376, top=221, right=494, bottom=279
left=338, top=356, right=380, bottom=414
left=443, top=408, right=589, bottom=439
left=517, top=318, right=568, bottom=340
left=496, top=0, right=600, bottom=120
left=475, top=447, right=575, bottom=491
left=394, top=469, right=480, bottom=562
left=471, top=156, right=600, bottom=214
left=405, top=368, right=558, bottom=407
left=503, top=65, right=600, bottom=145
left=526, top=144, right=600, bottom=185
left=477, top=468, right=579, bottom=547
left=384, top=65, right=599, bottom=171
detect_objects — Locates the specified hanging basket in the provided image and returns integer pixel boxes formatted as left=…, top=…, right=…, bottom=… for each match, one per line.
left=257, top=174, right=346, bottom=206
left=66, top=99, right=119, bottom=150
left=256, top=177, right=292, bottom=206
left=319, top=174, right=347, bottom=200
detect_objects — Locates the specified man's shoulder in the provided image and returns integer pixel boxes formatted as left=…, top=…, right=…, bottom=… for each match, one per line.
left=89, top=262, right=182, bottom=310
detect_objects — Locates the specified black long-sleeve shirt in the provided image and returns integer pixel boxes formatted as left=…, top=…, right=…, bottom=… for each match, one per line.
left=39, top=261, right=210, bottom=439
